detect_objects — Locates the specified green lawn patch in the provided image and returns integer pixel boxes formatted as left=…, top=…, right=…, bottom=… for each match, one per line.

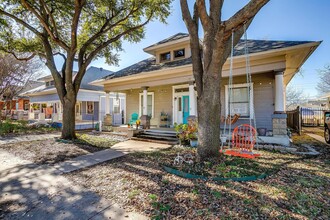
left=76, top=133, right=119, bottom=148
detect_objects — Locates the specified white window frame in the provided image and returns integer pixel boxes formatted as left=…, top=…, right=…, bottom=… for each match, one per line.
left=86, top=101, right=94, bottom=115
left=139, top=92, right=154, bottom=118
left=225, top=83, right=254, bottom=119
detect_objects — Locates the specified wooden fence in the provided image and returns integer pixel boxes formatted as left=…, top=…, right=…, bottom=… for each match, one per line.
left=287, top=106, right=301, bottom=135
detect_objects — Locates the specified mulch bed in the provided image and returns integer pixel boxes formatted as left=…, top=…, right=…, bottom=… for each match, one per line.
left=66, top=146, right=330, bottom=219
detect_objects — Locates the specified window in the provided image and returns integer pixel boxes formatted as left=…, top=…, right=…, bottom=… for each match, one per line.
left=24, top=101, right=29, bottom=111
left=113, top=98, right=120, bottom=114
left=86, top=101, right=94, bottom=114
left=45, top=80, right=54, bottom=87
left=160, top=52, right=171, bottom=62
left=139, top=92, right=154, bottom=118
left=174, top=49, right=185, bottom=59
left=178, top=97, right=182, bottom=111
left=225, top=83, right=253, bottom=118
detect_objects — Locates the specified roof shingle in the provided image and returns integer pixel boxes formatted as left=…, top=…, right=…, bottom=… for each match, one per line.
left=104, top=39, right=313, bottom=80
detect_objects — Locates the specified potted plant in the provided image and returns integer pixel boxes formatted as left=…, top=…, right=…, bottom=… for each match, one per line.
left=174, top=123, right=189, bottom=146
left=136, top=119, right=141, bottom=130
left=174, top=121, right=198, bottom=147
left=186, top=121, right=198, bottom=147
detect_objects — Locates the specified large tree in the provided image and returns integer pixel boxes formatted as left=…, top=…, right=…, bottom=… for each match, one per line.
left=180, top=0, right=269, bottom=160
left=0, top=0, right=171, bottom=139
left=316, top=65, right=330, bottom=95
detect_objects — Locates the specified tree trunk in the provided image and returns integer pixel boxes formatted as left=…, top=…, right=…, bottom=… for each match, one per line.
left=61, top=94, right=77, bottom=139
left=197, top=68, right=222, bottom=160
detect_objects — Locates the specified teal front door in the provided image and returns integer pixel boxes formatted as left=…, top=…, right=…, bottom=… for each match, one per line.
left=182, top=96, right=190, bottom=124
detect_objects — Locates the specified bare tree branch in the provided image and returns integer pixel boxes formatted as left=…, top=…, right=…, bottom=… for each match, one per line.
left=21, top=0, right=70, bottom=50
left=0, top=9, right=42, bottom=37
left=224, top=0, right=269, bottom=32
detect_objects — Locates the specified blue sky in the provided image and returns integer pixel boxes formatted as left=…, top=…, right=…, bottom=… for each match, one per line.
left=84, top=0, right=329, bottom=98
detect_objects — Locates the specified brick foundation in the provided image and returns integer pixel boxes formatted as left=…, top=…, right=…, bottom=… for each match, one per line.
left=272, top=114, right=287, bottom=136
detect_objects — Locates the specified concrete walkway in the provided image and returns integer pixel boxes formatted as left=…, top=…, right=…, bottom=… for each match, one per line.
left=54, top=140, right=171, bottom=174
left=306, top=133, right=328, bottom=145
left=1, top=139, right=171, bottom=219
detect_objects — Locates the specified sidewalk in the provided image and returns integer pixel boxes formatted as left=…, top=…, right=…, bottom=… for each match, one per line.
left=0, top=161, right=146, bottom=219
left=1, top=139, right=171, bottom=219
left=306, top=133, right=328, bottom=145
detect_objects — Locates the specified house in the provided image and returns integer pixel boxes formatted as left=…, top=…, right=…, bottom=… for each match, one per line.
left=319, top=92, right=330, bottom=109
left=91, top=33, right=320, bottom=145
left=22, top=66, right=126, bottom=129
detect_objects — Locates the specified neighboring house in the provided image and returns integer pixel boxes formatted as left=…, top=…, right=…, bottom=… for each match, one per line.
left=300, top=99, right=328, bottom=109
left=91, top=33, right=320, bottom=145
left=320, top=92, right=330, bottom=109
left=22, top=66, right=126, bottom=129
left=0, top=80, right=43, bottom=119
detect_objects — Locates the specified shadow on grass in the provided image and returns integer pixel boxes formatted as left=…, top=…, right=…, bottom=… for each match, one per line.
left=0, top=163, right=127, bottom=219
left=65, top=146, right=330, bottom=219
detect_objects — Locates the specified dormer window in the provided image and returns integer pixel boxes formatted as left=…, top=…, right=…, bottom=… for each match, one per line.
left=160, top=52, right=171, bottom=62
left=174, top=49, right=185, bottom=59
left=46, top=80, right=55, bottom=87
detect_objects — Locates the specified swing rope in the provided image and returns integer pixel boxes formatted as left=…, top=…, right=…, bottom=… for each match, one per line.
left=222, top=23, right=259, bottom=150
left=223, top=30, right=235, bottom=148
left=243, top=22, right=259, bottom=149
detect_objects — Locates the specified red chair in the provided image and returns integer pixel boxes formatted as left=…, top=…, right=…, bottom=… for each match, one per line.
left=221, top=124, right=260, bottom=159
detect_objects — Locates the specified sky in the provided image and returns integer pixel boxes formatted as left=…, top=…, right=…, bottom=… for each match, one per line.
left=60, top=0, right=330, bottom=99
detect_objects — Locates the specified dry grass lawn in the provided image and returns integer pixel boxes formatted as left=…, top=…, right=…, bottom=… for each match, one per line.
left=66, top=130, right=330, bottom=219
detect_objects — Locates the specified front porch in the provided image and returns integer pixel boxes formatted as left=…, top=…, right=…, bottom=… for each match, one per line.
left=28, top=100, right=100, bottom=125
left=108, top=71, right=290, bottom=146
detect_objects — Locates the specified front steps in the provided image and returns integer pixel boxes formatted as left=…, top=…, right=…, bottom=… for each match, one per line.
left=132, top=129, right=178, bottom=145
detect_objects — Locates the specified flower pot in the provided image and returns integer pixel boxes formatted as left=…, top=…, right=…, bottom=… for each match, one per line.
left=179, top=139, right=190, bottom=146
left=257, top=128, right=267, bottom=136
left=190, top=139, right=198, bottom=147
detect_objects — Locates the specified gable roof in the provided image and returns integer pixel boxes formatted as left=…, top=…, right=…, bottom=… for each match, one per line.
left=23, top=66, right=112, bottom=96
left=103, top=39, right=313, bottom=80
left=144, top=33, right=189, bottom=50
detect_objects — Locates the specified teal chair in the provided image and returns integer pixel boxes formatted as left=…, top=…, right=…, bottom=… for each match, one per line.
left=129, top=112, right=139, bottom=125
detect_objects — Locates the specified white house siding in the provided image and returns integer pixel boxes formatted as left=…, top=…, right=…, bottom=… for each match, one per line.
left=220, top=72, right=275, bottom=131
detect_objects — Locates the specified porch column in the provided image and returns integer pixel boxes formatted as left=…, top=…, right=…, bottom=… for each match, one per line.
left=104, top=91, right=112, bottom=126
left=188, top=81, right=197, bottom=116
left=273, top=71, right=288, bottom=137
left=274, top=71, right=285, bottom=113
left=140, top=86, right=150, bottom=129
left=105, top=92, right=110, bottom=115
left=142, top=87, right=148, bottom=115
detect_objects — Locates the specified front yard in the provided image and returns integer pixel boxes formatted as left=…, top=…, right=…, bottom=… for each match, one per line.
left=0, top=132, right=127, bottom=165
left=66, top=132, right=330, bottom=219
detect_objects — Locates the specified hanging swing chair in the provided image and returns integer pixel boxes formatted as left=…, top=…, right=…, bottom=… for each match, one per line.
left=221, top=113, right=241, bottom=125
left=220, top=23, right=260, bottom=159
left=223, top=124, right=260, bottom=159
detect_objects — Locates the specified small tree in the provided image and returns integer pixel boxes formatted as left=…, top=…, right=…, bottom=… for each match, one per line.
left=316, top=65, right=330, bottom=95
left=286, top=85, right=308, bottom=110
left=180, top=0, right=269, bottom=160
left=0, top=0, right=171, bottom=139
left=0, top=54, right=39, bottom=108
